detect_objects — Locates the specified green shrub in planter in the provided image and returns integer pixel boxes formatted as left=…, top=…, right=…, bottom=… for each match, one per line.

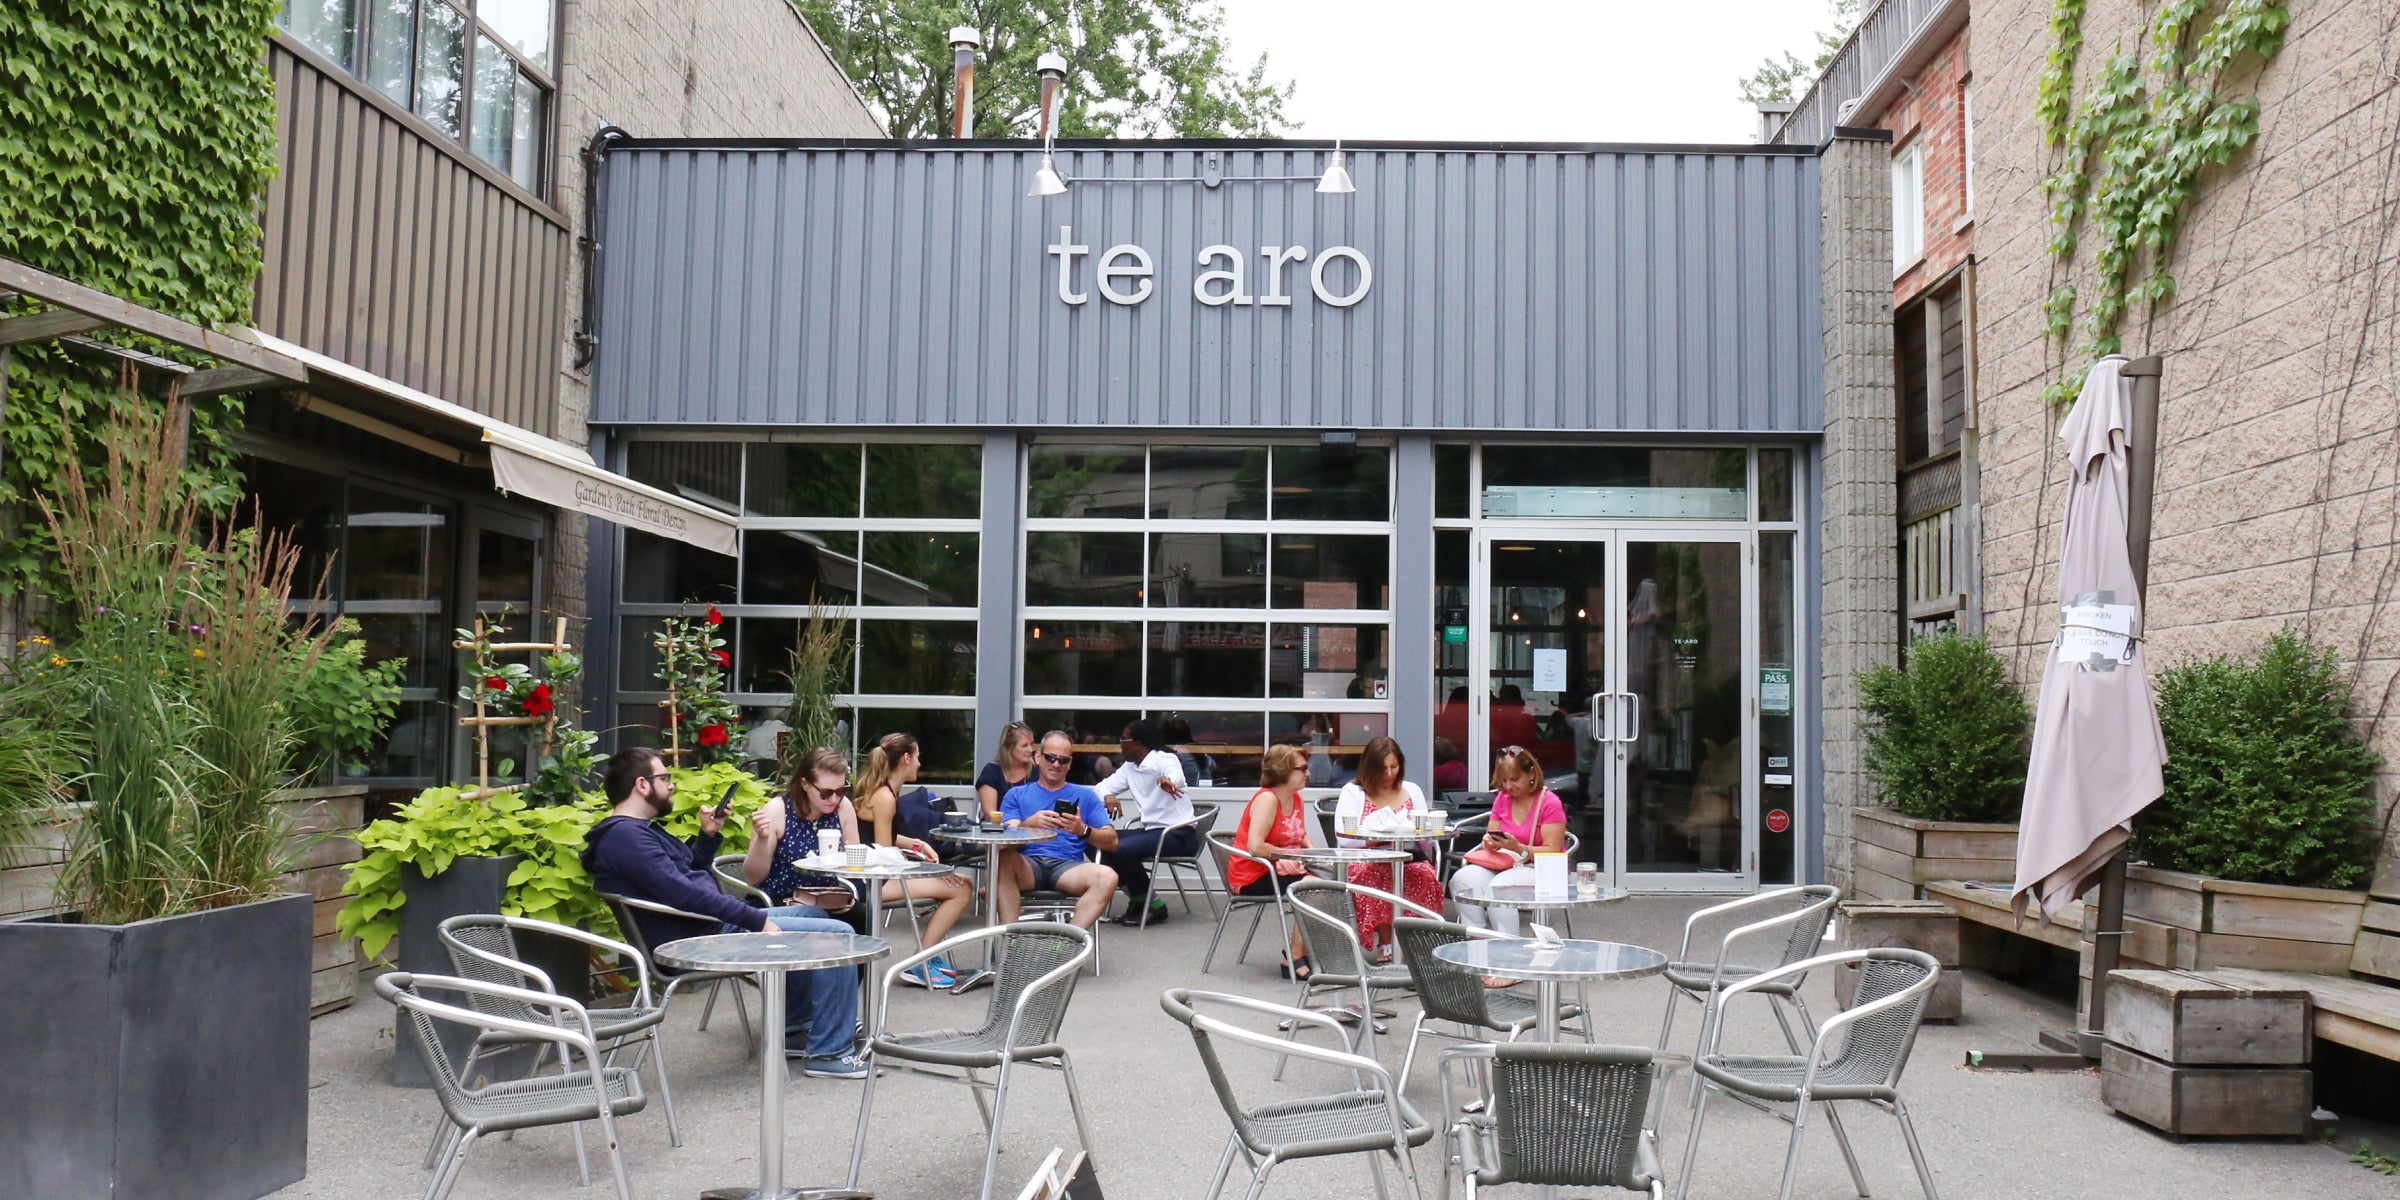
left=2138, top=628, right=2380, bottom=889
left=1859, top=632, right=2031, bottom=822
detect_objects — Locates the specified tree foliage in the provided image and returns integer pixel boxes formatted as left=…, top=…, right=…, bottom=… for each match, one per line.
left=2137, top=628, right=2380, bottom=889
left=1858, top=632, right=2032, bottom=823
left=1737, top=0, right=1860, bottom=105
left=0, top=1, right=281, bottom=592
left=794, top=0, right=1294, bottom=138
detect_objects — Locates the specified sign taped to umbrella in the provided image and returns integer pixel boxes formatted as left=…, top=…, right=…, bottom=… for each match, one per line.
left=2012, top=356, right=2168, bottom=923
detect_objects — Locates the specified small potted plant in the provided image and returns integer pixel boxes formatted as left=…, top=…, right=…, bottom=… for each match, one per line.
left=1853, top=632, right=2032, bottom=899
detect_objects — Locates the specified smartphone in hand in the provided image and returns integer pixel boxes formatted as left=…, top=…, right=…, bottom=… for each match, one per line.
left=711, top=782, right=740, bottom=821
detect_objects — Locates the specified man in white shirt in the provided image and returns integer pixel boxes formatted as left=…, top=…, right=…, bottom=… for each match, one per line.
left=1095, top=718, right=1195, bottom=926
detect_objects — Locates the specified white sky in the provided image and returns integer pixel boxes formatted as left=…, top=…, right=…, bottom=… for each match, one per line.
left=1214, top=0, right=1842, bottom=144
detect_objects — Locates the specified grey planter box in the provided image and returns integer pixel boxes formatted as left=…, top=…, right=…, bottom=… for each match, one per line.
left=392, top=855, right=589, bottom=1088
left=0, top=892, right=312, bottom=1200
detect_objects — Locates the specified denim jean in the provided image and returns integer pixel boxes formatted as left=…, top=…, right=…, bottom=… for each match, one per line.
left=719, top=904, right=860, bottom=1060
left=1101, top=825, right=1199, bottom=899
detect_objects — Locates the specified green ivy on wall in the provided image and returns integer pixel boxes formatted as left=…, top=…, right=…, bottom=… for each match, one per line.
left=2036, top=0, right=2288, bottom=406
left=0, top=1, right=281, bottom=590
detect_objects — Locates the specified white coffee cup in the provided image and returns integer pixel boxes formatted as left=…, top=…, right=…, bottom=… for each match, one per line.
left=820, top=830, right=843, bottom=861
left=846, top=843, right=869, bottom=870
left=1423, top=811, right=1448, bottom=833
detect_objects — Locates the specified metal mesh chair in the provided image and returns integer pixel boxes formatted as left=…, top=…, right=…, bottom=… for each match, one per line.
left=1435, top=810, right=1492, bottom=887
left=598, top=891, right=758, bottom=1054
left=851, top=923, right=1095, bottom=1200
left=1134, top=805, right=1218, bottom=927
left=379, top=971, right=645, bottom=1200
left=1201, top=829, right=1297, bottom=973
left=1674, top=948, right=1942, bottom=1200
left=1655, top=884, right=1840, bottom=1102
left=1162, top=987, right=1432, bottom=1200
left=1391, top=917, right=1587, bottom=1087
left=1439, top=1042, right=1663, bottom=1198
left=433, top=914, right=683, bottom=1157
left=1283, top=879, right=1424, bottom=1077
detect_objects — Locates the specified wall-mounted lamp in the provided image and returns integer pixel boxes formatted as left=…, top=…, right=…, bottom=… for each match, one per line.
left=1316, top=141, right=1355, bottom=194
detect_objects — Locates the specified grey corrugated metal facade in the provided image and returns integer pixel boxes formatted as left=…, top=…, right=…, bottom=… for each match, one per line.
left=589, top=139, right=1823, bottom=433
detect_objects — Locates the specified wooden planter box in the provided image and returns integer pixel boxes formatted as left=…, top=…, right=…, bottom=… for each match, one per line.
left=2120, top=865, right=2365, bottom=975
left=1851, top=809, right=2018, bottom=901
left=1, top=784, right=368, bottom=1015
left=1836, top=900, right=1963, bottom=1021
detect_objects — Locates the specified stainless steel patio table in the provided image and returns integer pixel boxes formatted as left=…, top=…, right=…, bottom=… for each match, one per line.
left=1276, top=844, right=1408, bottom=880
left=813, top=859, right=956, bottom=1023
left=1453, top=880, right=1629, bottom=935
left=654, top=931, right=890, bottom=1200
left=1431, top=937, right=1665, bottom=1041
left=1334, top=827, right=1438, bottom=896
left=930, top=825, right=1055, bottom=991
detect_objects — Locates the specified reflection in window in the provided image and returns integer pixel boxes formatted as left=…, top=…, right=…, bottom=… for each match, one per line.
left=1270, top=711, right=1382, bottom=787
left=1272, top=444, right=1391, bottom=520
left=745, top=442, right=858, bottom=518
left=1269, top=533, right=1387, bottom=610
left=854, top=707, right=977, bottom=784
left=1270, top=624, right=1389, bottom=700
left=1434, top=443, right=1471, bottom=519
left=1758, top=448, right=1795, bottom=522
left=864, top=532, right=977, bottom=607
left=741, top=530, right=858, bottom=606
left=624, top=529, right=736, bottom=605
left=1024, top=622, right=1140, bottom=696
left=412, top=0, right=466, bottom=136
left=735, top=616, right=805, bottom=694
left=627, top=442, right=742, bottom=512
left=1025, top=532, right=1142, bottom=606
left=1147, top=623, right=1264, bottom=698
left=865, top=443, right=980, bottom=519
left=1027, top=445, right=1143, bottom=519
left=1481, top=447, right=1747, bottom=520
left=1149, top=532, right=1263, bottom=609
left=1149, top=446, right=1266, bottom=519
left=859, top=620, right=976, bottom=696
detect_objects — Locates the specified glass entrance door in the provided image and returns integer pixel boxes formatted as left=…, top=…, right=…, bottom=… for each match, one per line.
left=1470, top=529, right=1755, bottom=891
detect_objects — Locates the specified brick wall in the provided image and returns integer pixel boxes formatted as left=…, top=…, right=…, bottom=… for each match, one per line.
left=543, top=0, right=880, bottom=653
left=1887, top=27, right=1974, bottom=304
left=1819, top=130, right=1903, bottom=893
left=1973, top=0, right=2400, bottom=863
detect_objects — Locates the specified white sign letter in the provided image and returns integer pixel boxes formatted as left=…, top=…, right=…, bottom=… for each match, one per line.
left=1257, top=245, right=1308, bottom=307
left=1096, top=244, right=1155, bottom=305
left=1310, top=246, right=1373, bottom=307
left=1193, top=244, right=1251, bottom=306
left=1048, top=226, right=1090, bottom=305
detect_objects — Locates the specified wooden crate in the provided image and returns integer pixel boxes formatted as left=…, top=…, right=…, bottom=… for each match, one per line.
left=2102, top=969, right=2310, bottom=1065
left=2099, top=1044, right=2311, bottom=1137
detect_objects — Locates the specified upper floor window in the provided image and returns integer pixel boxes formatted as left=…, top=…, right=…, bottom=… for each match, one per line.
left=281, top=1, right=554, bottom=195
left=1891, top=140, right=1925, bottom=273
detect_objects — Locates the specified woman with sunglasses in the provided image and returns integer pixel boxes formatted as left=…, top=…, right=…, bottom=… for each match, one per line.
left=743, top=746, right=869, bottom=935
left=1225, top=742, right=1317, bottom=980
left=1448, top=745, right=1567, bottom=983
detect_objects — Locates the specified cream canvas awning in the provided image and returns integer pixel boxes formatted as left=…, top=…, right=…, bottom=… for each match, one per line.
left=240, top=329, right=736, bottom=556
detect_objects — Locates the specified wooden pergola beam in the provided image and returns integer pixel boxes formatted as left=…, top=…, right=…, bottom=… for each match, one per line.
left=0, top=256, right=306, bottom=383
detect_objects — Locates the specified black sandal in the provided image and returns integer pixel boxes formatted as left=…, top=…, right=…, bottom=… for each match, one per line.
left=1282, top=955, right=1313, bottom=982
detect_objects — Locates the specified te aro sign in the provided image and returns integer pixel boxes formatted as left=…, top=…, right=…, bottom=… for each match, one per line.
left=1046, top=226, right=1373, bottom=309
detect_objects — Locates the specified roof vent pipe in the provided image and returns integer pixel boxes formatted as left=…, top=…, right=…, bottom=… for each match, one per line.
left=1028, top=52, right=1069, bottom=196
left=949, top=26, right=980, bottom=139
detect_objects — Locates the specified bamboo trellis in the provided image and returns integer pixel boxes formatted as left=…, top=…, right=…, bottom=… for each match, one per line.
left=454, top=616, right=572, bottom=802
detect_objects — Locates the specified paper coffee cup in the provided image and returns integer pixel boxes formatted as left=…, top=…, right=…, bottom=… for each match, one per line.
left=821, top=831, right=842, bottom=861
left=846, top=843, right=869, bottom=870
left=1423, top=811, right=1448, bottom=832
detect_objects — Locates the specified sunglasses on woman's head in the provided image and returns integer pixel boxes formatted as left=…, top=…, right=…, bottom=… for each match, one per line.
left=1039, top=752, right=1073, bottom=766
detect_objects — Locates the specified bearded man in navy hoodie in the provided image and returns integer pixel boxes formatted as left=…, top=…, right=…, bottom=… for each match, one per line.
left=582, top=746, right=870, bottom=1079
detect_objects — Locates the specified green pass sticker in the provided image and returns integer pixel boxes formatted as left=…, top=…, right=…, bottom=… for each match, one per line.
left=1442, top=625, right=1467, bottom=644
left=1760, top=666, right=1793, bottom=715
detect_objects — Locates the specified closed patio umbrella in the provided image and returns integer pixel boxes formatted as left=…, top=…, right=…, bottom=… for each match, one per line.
left=2012, top=355, right=2167, bottom=922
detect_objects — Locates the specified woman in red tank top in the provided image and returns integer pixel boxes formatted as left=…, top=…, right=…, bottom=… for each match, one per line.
left=1228, top=742, right=1315, bottom=978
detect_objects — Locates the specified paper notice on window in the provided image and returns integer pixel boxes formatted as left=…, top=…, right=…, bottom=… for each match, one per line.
left=2057, top=603, right=2136, bottom=666
left=1532, top=647, right=1567, bottom=692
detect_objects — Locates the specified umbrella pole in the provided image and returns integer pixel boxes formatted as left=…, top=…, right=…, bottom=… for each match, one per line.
left=2076, top=354, right=2163, bottom=1057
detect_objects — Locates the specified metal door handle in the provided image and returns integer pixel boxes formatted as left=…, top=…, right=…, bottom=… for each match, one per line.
left=1588, top=692, right=1612, bottom=744
left=1618, top=692, right=1641, bottom=745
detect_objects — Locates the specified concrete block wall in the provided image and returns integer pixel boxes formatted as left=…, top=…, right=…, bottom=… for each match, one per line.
left=1971, top=0, right=2400, bottom=865
left=1818, top=129, right=1903, bottom=894
left=541, top=0, right=882, bottom=659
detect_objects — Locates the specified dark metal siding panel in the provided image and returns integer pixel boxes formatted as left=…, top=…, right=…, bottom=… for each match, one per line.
left=255, top=41, right=567, bottom=435
left=593, top=144, right=1824, bottom=433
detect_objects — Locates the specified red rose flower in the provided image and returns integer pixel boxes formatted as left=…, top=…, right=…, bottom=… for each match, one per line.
left=697, top=722, right=729, bottom=748
left=522, top=682, right=554, bottom=717
left=704, top=605, right=724, bottom=627
left=709, top=648, right=731, bottom=669
left=485, top=675, right=507, bottom=691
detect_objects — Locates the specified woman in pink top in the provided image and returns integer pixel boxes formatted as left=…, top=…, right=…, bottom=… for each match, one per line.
left=1447, top=745, right=1568, bottom=952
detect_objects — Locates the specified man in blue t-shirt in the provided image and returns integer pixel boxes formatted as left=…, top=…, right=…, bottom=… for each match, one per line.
left=995, top=730, right=1121, bottom=929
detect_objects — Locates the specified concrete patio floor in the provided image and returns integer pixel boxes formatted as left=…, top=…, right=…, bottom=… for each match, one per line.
left=274, top=894, right=2394, bottom=1199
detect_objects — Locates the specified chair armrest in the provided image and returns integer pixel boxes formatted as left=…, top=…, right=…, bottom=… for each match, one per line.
left=1675, top=885, right=1813, bottom=961
left=379, top=971, right=603, bottom=1054
left=1345, top=879, right=1443, bottom=922
left=491, top=915, right=653, bottom=1007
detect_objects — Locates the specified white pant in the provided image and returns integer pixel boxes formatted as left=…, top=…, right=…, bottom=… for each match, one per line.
left=1449, top=863, right=1532, bottom=936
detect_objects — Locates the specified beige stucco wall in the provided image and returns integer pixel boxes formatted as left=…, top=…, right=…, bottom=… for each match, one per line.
left=1972, top=0, right=2400, bottom=861
left=543, top=0, right=881, bottom=634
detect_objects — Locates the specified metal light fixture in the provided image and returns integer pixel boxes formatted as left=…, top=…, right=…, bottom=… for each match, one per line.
left=1316, top=140, right=1355, bottom=194
left=1028, top=52, right=1069, bottom=197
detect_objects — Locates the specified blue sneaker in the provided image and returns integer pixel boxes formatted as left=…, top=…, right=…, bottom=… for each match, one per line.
left=926, top=955, right=959, bottom=989
left=901, top=960, right=956, bottom=989
left=803, top=1052, right=872, bottom=1080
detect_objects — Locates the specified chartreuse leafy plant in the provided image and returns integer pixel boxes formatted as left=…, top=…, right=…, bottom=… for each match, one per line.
left=0, top=0, right=281, bottom=590
left=2036, top=0, right=2289, bottom=407
left=336, top=763, right=777, bottom=959
left=1858, top=633, right=2033, bottom=823
left=290, top=620, right=406, bottom=780
left=2137, top=628, right=2380, bottom=889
